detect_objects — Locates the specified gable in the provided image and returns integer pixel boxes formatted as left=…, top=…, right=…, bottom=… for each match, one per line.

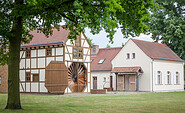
left=131, top=39, right=183, bottom=62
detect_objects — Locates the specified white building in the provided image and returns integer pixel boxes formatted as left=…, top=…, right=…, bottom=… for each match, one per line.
left=19, top=26, right=91, bottom=94
left=91, top=39, right=184, bottom=92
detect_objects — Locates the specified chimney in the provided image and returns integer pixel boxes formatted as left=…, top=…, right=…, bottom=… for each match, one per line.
left=91, top=45, right=99, bottom=56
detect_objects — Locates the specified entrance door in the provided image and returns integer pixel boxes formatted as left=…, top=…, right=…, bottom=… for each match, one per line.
left=118, top=75, right=124, bottom=90
left=124, top=75, right=129, bottom=90
left=130, top=75, right=136, bottom=91
left=93, top=77, right=97, bottom=89
left=110, top=76, right=113, bottom=88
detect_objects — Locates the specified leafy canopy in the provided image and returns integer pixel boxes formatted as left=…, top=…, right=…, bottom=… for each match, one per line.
left=149, top=0, right=185, bottom=60
left=0, top=0, right=153, bottom=64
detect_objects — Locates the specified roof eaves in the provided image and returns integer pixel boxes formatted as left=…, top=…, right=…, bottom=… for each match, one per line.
left=151, top=57, right=184, bottom=62
left=21, top=41, right=64, bottom=48
left=91, top=69, right=112, bottom=72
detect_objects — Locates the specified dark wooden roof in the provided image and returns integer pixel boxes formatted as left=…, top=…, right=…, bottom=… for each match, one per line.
left=91, top=47, right=122, bottom=71
left=131, top=39, right=183, bottom=62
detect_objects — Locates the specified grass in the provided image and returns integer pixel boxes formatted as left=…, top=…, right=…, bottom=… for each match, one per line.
left=0, top=92, right=185, bottom=113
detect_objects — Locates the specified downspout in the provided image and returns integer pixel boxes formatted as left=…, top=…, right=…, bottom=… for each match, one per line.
left=152, top=59, right=154, bottom=92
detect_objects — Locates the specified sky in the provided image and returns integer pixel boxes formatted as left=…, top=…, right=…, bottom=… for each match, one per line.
left=85, top=28, right=154, bottom=48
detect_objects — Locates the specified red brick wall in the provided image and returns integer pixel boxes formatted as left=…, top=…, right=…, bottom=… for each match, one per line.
left=0, top=65, right=8, bottom=93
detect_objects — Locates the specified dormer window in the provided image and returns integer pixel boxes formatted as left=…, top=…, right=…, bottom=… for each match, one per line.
left=91, top=59, right=94, bottom=62
left=127, top=53, right=130, bottom=59
left=98, top=59, right=105, bottom=64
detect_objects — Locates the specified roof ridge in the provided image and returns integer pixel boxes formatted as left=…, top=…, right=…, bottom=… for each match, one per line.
left=99, top=47, right=122, bottom=50
left=131, top=38, right=167, bottom=46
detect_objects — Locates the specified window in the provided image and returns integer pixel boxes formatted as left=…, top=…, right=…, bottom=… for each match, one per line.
left=157, top=71, right=162, bottom=84
left=103, top=77, right=106, bottom=82
left=91, top=59, right=94, bottom=62
left=25, top=72, right=31, bottom=82
left=176, top=72, right=179, bottom=84
left=75, top=36, right=81, bottom=47
left=73, top=47, right=83, bottom=59
left=167, top=71, right=171, bottom=84
left=26, top=50, right=31, bottom=58
left=132, top=53, right=135, bottom=59
left=0, top=76, right=1, bottom=85
left=127, top=53, right=130, bottom=59
left=46, top=48, right=52, bottom=56
left=98, top=59, right=105, bottom=64
left=33, top=74, right=39, bottom=82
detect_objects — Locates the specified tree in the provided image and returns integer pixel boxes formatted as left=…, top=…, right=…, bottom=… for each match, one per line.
left=106, top=44, right=111, bottom=48
left=122, top=42, right=125, bottom=47
left=87, top=37, right=95, bottom=46
left=149, top=0, right=185, bottom=60
left=0, top=0, right=153, bottom=109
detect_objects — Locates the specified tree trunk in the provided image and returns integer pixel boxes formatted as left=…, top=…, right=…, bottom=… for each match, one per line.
left=5, top=0, right=23, bottom=109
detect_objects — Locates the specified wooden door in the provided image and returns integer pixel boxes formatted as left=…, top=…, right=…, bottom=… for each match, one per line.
left=130, top=75, right=136, bottom=91
left=93, top=77, right=97, bottom=89
left=110, top=76, right=113, bottom=88
left=118, top=75, right=124, bottom=90
left=124, top=75, right=129, bottom=90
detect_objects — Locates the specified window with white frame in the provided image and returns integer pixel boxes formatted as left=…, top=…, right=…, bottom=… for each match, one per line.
left=157, top=71, right=162, bottom=84
left=167, top=71, right=171, bottom=84
left=127, top=53, right=130, bottom=59
left=103, top=77, right=106, bottom=82
left=176, top=72, right=179, bottom=84
left=0, top=76, right=1, bottom=85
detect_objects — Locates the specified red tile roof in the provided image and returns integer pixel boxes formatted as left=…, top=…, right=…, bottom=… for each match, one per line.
left=131, top=39, right=183, bottom=62
left=91, top=47, right=122, bottom=71
left=21, top=26, right=70, bottom=47
left=111, top=66, right=143, bottom=73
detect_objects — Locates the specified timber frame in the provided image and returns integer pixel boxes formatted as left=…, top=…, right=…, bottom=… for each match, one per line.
left=19, top=33, right=91, bottom=94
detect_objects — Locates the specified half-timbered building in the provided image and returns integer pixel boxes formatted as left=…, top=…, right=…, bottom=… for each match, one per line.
left=19, top=26, right=91, bottom=94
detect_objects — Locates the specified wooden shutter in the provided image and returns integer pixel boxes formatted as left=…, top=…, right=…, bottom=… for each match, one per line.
left=33, top=74, right=39, bottom=82
left=45, top=61, right=68, bottom=94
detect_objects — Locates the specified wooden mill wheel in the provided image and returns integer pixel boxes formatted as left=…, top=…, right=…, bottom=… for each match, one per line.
left=68, top=62, right=87, bottom=92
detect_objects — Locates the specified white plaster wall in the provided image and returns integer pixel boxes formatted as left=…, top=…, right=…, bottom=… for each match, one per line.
left=31, top=58, right=36, bottom=68
left=46, top=57, right=54, bottom=66
left=40, top=69, right=45, bottom=81
left=26, top=59, right=30, bottom=68
left=31, top=69, right=39, bottom=74
left=112, top=39, right=152, bottom=91
left=26, top=83, right=30, bottom=92
left=40, top=83, right=47, bottom=92
left=38, top=58, right=45, bottom=68
left=38, top=49, right=45, bottom=57
left=20, top=60, right=25, bottom=69
left=20, top=70, right=25, bottom=81
left=31, top=50, right=36, bottom=57
left=153, top=60, right=184, bottom=92
left=52, top=48, right=55, bottom=56
left=20, top=51, right=25, bottom=58
left=20, top=83, right=25, bottom=92
left=56, top=56, right=63, bottom=61
left=91, top=71, right=114, bottom=89
left=31, top=83, right=38, bottom=92
left=56, top=47, right=63, bottom=55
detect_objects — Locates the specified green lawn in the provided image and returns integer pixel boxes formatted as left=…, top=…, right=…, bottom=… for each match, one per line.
left=0, top=92, right=185, bottom=113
